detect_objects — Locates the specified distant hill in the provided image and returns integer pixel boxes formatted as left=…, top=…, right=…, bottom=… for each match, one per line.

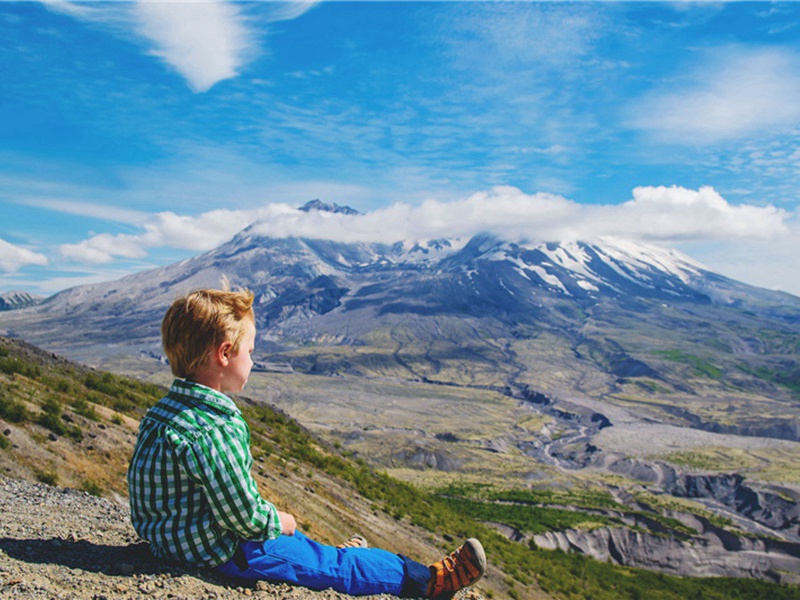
left=0, top=290, right=43, bottom=311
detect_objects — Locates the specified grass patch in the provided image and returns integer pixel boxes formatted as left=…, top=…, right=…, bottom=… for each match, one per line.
left=34, top=468, right=58, bottom=486
left=0, top=394, right=30, bottom=423
left=0, top=356, right=41, bottom=379
left=660, top=447, right=760, bottom=472
left=81, top=479, right=104, bottom=497
left=737, top=363, right=800, bottom=398
left=439, top=496, right=619, bottom=534
left=653, top=350, right=723, bottom=379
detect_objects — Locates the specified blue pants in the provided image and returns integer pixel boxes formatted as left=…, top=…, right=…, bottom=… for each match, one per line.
left=215, top=531, right=431, bottom=597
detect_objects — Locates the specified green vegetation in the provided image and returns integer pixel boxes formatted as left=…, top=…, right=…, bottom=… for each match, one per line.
left=0, top=394, right=30, bottom=423
left=0, top=355, right=41, bottom=378
left=438, top=496, right=619, bottom=534
left=37, top=396, right=84, bottom=440
left=434, top=483, right=698, bottom=539
left=662, top=447, right=758, bottom=472
left=737, top=363, right=800, bottom=398
left=69, top=396, right=99, bottom=421
left=653, top=350, right=723, bottom=379
left=632, top=490, right=735, bottom=532
left=83, top=370, right=163, bottom=412
left=81, top=479, right=104, bottom=497
left=34, top=468, right=58, bottom=486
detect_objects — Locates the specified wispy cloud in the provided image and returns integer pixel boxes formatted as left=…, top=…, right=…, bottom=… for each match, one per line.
left=58, top=185, right=788, bottom=265
left=41, top=0, right=319, bottom=92
left=60, top=208, right=257, bottom=263
left=132, top=0, right=256, bottom=92
left=0, top=238, right=48, bottom=273
left=629, top=46, right=800, bottom=144
left=21, top=198, right=149, bottom=226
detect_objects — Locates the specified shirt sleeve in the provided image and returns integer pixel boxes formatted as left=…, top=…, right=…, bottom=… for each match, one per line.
left=181, top=420, right=283, bottom=542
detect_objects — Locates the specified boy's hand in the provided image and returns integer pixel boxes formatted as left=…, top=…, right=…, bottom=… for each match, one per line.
left=278, top=511, right=297, bottom=536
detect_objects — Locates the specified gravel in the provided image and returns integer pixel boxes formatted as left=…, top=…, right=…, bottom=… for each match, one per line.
left=0, top=476, right=484, bottom=600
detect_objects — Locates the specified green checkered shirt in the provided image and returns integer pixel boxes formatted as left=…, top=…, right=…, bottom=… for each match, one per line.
left=127, top=379, right=282, bottom=567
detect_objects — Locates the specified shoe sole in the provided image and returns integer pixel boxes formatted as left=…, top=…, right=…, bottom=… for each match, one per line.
left=464, top=538, right=487, bottom=583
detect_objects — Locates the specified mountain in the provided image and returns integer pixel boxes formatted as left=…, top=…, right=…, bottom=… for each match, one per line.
left=1, top=228, right=799, bottom=443
left=298, top=198, right=362, bottom=215
left=0, top=290, right=43, bottom=311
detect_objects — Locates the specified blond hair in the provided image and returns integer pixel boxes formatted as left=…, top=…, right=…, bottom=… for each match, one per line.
left=161, top=284, right=255, bottom=379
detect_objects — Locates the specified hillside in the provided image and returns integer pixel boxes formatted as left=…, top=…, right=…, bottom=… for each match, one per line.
left=3, top=337, right=800, bottom=599
left=0, top=476, right=413, bottom=600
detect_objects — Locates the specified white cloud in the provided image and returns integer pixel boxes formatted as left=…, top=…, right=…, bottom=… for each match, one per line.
left=132, top=0, right=256, bottom=92
left=630, top=47, right=800, bottom=144
left=0, top=238, right=48, bottom=273
left=676, top=210, right=800, bottom=296
left=609, top=185, right=787, bottom=241
left=41, top=0, right=320, bottom=93
left=59, top=185, right=789, bottom=266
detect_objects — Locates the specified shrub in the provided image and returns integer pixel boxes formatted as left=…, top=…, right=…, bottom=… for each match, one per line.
left=81, top=479, right=103, bottom=497
left=0, top=396, right=30, bottom=423
left=0, top=357, right=41, bottom=378
left=34, top=469, right=58, bottom=486
left=69, top=397, right=98, bottom=421
left=37, top=398, right=66, bottom=435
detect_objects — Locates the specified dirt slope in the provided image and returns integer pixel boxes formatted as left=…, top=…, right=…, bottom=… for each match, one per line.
left=0, top=476, right=486, bottom=600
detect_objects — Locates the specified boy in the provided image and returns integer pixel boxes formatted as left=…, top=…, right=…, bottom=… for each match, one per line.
left=127, top=286, right=486, bottom=598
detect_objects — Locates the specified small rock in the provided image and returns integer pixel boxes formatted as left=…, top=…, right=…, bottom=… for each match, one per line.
left=254, top=581, right=269, bottom=592
left=48, top=433, right=58, bottom=442
left=139, top=582, right=156, bottom=594
left=3, top=428, right=10, bottom=436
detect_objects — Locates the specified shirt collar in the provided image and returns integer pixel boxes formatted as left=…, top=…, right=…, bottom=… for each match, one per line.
left=168, top=378, right=240, bottom=416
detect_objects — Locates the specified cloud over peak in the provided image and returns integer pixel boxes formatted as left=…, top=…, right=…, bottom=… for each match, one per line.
left=57, top=185, right=788, bottom=265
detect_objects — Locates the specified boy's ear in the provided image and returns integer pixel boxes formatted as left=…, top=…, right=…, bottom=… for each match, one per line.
left=215, top=340, right=233, bottom=367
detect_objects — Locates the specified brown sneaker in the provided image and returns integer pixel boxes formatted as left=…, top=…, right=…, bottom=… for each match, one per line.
left=337, top=534, right=369, bottom=549
left=426, top=538, right=486, bottom=599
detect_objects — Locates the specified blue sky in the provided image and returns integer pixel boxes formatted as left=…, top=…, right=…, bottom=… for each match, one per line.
left=2, top=1, right=800, bottom=296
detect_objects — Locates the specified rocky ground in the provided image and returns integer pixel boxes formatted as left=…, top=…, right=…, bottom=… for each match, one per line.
left=0, top=476, right=485, bottom=600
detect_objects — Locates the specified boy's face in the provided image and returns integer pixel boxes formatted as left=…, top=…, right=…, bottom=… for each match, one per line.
left=220, top=319, right=256, bottom=393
